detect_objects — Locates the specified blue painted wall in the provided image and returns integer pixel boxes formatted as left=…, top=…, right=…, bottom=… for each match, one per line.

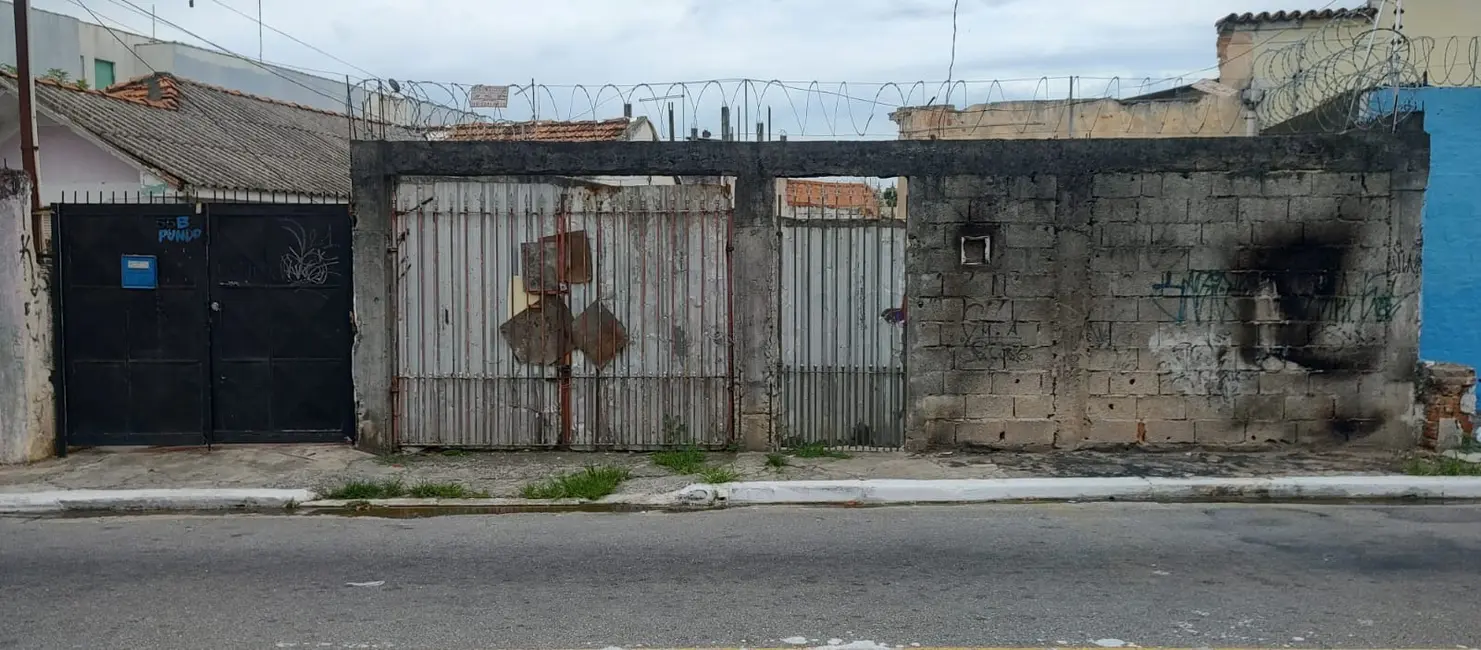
left=1375, top=87, right=1481, bottom=368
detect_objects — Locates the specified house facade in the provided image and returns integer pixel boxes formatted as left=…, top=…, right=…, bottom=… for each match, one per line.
left=0, top=1, right=459, bottom=125
left=0, top=72, right=419, bottom=204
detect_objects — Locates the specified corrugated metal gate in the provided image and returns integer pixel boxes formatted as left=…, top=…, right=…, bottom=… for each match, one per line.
left=779, top=217, right=907, bottom=449
left=393, top=178, right=733, bottom=449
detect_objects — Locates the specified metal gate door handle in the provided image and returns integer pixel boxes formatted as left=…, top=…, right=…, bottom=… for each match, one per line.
left=210, top=301, right=221, bottom=312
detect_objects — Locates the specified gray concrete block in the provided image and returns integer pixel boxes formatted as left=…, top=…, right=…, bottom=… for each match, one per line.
left=943, top=371, right=994, bottom=395
left=1091, top=299, right=1140, bottom=322
left=1157, top=172, right=1215, bottom=200
left=1086, top=349, right=1139, bottom=371
left=1137, top=396, right=1188, bottom=420
left=1262, top=171, right=1311, bottom=196
left=1138, top=198, right=1190, bottom=223
left=965, top=395, right=1016, bottom=419
left=1194, top=420, right=1247, bottom=445
left=1183, top=396, right=1236, bottom=420
left=1258, top=372, right=1310, bottom=395
left=1091, top=248, right=1142, bottom=273
left=1201, top=222, right=1247, bottom=246
left=1091, top=198, right=1141, bottom=224
left=1003, top=273, right=1057, bottom=298
left=1188, top=197, right=1239, bottom=224
left=1014, top=395, right=1055, bottom=419
left=1110, top=322, right=1161, bottom=347
left=1107, top=372, right=1160, bottom=396
left=913, top=273, right=945, bottom=298
left=1082, top=419, right=1140, bottom=444
left=1150, top=224, right=1202, bottom=247
left=1087, top=397, right=1136, bottom=419
left=1244, top=421, right=1298, bottom=444
left=1238, top=197, right=1290, bottom=222
left=1284, top=395, right=1336, bottom=421
left=915, top=323, right=943, bottom=348
left=964, top=298, right=1014, bottom=322
left=945, top=176, right=1009, bottom=199
left=1093, top=173, right=1142, bottom=198
left=914, top=298, right=965, bottom=322
left=1212, top=174, right=1263, bottom=197
left=1085, top=371, right=1113, bottom=395
left=1002, top=224, right=1056, bottom=249
left=1145, top=419, right=1197, bottom=444
left=918, top=395, right=966, bottom=421
left=1237, top=395, right=1286, bottom=422
left=1011, top=299, right=1054, bottom=322
left=1289, top=197, right=1341, bottom=221
left=993, top=372, right=1046, bottom=395
left=1011, top=176, right=1059, bottom=200
left=1098, top=223, right=1147, bottom=247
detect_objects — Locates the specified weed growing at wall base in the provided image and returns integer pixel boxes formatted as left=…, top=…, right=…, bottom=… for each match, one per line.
left=1404, top=456, right=1481, bottom=477
left=653, top=447, right=707, bottom=474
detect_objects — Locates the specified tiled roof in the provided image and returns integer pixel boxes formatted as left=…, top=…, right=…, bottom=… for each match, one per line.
left=0, top=72, right=421, bottom=196
left=1217, top=6, right=1377, bottom=29
left=429, top=117, right=642, bottom=142
left=785, top=179, right=879, bottom=216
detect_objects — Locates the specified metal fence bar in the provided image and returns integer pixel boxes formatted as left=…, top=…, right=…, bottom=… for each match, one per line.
left=778, top=178, right=906, bottom=451
left=392, top=177, right=733, bottom=450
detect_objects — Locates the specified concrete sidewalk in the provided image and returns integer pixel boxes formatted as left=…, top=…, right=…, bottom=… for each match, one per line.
left=0, top=443, right=1444, bottom=514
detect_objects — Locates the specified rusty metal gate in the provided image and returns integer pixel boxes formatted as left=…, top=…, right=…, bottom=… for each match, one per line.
left=392, top=177, right=734, bottom=449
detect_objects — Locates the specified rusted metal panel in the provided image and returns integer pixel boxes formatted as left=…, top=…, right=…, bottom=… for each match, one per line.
left=393, top=177, right=732, bottom=449
left=570, top=300, right=628, bottom=368
left=779, top=218, right=907, bottom=449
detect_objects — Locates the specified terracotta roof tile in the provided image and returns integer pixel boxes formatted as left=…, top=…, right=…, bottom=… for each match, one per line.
left=432, top=117, right=637, bottom=142
left=0, top=72, right=421, bottom=196
left=786, top=179, right=879, bottom=216
left=1217, top=6, right=1376, bottom=29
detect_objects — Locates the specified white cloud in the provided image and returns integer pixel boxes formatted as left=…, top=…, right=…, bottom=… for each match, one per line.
left=34, top=0, right=1336, bottom=136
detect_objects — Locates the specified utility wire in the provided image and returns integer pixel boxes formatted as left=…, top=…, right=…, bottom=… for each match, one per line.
left=103, top=0, right=349, bottom=106
left=205, top=0, right=379, bottom=80
left=69, top=0, right=297, bottom=190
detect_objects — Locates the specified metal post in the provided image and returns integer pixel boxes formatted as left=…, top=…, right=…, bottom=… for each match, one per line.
left=257, top=0, right=264, bottom=61
left=14, top=0, right=43, bottom=231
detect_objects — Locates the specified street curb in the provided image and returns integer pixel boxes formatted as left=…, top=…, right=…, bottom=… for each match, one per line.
left=675, top=476, right=1481, bottom=506
left=0, top=489, right=314, bottom=514
left=296, top=493, right=696, bottom=515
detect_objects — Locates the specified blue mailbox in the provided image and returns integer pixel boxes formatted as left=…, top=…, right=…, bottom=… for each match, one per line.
left=120, top=255, right=157, bottom=290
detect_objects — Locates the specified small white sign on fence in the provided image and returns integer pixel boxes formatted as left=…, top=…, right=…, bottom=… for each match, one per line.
left=469, top=84, right=510, bottom=109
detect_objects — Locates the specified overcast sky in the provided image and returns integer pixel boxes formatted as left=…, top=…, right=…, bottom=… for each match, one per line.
left=36, top=0, right=1341, bottom=136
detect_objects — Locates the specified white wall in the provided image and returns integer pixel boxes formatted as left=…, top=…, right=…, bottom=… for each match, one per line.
left=0, top=170, right=54, bottom=464
left=0, top=115, right=149, bottom=203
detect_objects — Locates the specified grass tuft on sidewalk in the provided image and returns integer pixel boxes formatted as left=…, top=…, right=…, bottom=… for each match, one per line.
left=320, top=479, right=407, bottom=500
left=520, top=465, right=632, bottom=500
left=1404, top=455, right=1481, bottom=476
left=652, top=447, right=707, bottom=474
left=407, top=482, right=491, bottom=499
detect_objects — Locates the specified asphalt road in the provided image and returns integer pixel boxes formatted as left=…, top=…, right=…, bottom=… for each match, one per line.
left=3, top=504, right=1480, bottom=650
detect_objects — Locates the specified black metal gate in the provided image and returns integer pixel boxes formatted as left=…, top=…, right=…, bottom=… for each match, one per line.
left=54, top=202, right=354, bottom=447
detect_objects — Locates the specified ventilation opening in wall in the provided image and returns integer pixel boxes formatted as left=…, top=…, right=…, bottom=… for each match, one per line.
left=777, top=175, right=906, bottom=452
left=960, top=235, right=990, bottom=265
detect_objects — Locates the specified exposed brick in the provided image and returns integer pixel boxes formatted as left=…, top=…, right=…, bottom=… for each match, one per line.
left=1284, top=395, right=1335, bottom=421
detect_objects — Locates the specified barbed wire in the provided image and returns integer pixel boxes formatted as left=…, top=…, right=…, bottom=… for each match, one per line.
left=345, top=32, right=1477, bottom=141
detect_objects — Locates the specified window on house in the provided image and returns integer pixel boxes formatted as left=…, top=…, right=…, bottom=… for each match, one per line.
left=93, top=59, right=115, bottom=89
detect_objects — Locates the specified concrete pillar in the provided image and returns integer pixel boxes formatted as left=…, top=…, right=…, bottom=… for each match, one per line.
left=0, top=170, right=55, bottom=464
left=349, top=144, right=395, bottom=453
left=732, top=172, right=779, bottom=451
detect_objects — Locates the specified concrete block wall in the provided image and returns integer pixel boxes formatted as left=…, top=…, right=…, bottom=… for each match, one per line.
left=907, top=166, right=1426, bottom=450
